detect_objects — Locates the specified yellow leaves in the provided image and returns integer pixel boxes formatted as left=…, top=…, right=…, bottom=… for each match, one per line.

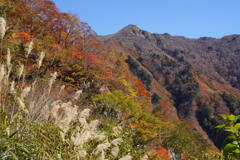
left=148, top=149, right=158, bottom=156
left=11, top=33, right=18, bottom=40
left=136, top=120, right=152, bottom=127
left=108, top=50, right=118, bottom=62
left=54, top=53, right=67, bottom=59
left=72, top=64, right=83, bottom=70
left=128, top=119, right=158, bottom=143
left=71, top=72, right=82, bottom=77
left=119, top=77, right=137, bottom=98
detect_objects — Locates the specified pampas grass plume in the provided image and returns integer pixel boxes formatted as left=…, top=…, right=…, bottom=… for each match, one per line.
left=37, top=52, right=45, bottom=68
left=0, top=17, right=6, bottom=40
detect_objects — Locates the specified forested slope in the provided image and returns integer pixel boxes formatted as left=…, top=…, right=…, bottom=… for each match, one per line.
left=0, top=0, right=234, bottom=159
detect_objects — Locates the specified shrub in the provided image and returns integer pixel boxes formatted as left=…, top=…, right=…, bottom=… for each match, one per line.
left=151, top=93, right=160, bottom=104
left=216, top=114, right=240, bottom=160
left=91, top=90, right=161, bottom=144
left=221, top=93, right=240, bottom=115
left=162, top=122, right=209, bottom=159
left=126, top=56, right=152, bottom=89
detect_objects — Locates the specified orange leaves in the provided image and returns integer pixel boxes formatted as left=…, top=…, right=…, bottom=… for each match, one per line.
left=148, top=149, right=158, bottom=156
left=128, top=120, right=157, bottom=142
left=104, top=71, right=113, bottom=79
left=134, top=80, right=150, bottom=96
left=71, top=51, right=85, bottom=59
left=17, top=32, right=35, bottom=42
left=128, top=120, right=152, bottom=129
left=157, top=146, right=170, bottom=160
left=50, top=44, right=62, bottom=51
left=148, top=146, right=171, bottom=160
left=135, top=79, right=144, bottom=86
left=71, top=50, right=99, bottom=62
left=137, top=120, right=152, bottom=126
left=86, top=54, right=99, bottom=62
left=128, top=124, right=139, bottom=129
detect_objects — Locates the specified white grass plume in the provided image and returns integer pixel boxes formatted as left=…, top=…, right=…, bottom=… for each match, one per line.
left=111, top=138, right=122, bottom=146
left=48, top=72, right=57, bottom=94
left=71, top=130, right=92, bottom=146
left=94, top=140, right=111, bottom=155
left=17, top=64, right=24, bottom=80
left=140, top=154, right=148, bottom=160
left=112, top=126, right=122, bottom=135
left=97, top=151, right=107, bottom=160
left=10, top=81, right=15, bottom=94
left=78, top=117, right=88, bottom=128
left=119, top=155, right=132, bottom=160
left=78, top=149, right=87, bottom=159
left=111, top=146, right=120, bottom=158
left=6, top=48, right=11, bottom=68
left=17, top=97, right=29, bottom=115
left=21, top=86, right=31, bottom=99
left=79, top=108, right=91, bottom=119
left=31, top=80, right=37, bottom=92
left=37, top=52, right=45, bottom=68
left=88, top=120, right=99, bottom=131
left=59, top=85, right=65, bottom=96
left=0, top=17, right=6, bottom=40
left=94, top=132, right=106, bottom=141
left=0, top=64, right=5, bottom=82
left=25, top=41, right=34, bottom=57
left=73, top=89, right=83, bottom=100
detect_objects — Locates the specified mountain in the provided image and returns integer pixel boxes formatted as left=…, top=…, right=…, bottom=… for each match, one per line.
left=101, top=25, right=240, bottom=148
left=1, top=0, right=238, bottom=159
left=107, top=25, right=240, bottom=88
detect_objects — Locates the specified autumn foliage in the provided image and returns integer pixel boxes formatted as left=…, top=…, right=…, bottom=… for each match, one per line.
left=0, top=0, right=222, bottom=159
left=104, top=71, right=113, bottom=79
left=135, top=80, right=150, bottom=96
left=71, top=50, right=98, bottom=62
left=50, top=44, right=62, bottom=51
left=157, top=146, right=171, bottom=159
left=17, top=32, right=35, bottom=42
left=71, top=50, right=85, bottom=59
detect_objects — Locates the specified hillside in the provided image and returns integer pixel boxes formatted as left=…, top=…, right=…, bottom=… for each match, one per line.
left=0, top=0, right=238, bottom=160
left=101, top=25, right=240, bottom=148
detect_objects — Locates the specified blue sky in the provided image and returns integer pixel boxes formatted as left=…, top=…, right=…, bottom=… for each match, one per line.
left=53, top=0, right=240, bottom=38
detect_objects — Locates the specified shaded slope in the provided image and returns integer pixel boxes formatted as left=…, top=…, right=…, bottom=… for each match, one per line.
left=101, top=25, right=240, bottom=148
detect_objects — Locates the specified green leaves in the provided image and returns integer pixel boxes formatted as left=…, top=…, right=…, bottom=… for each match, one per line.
left=91, top=90, right=142, bottom=117
left=216, top=114, right=240, bottom=160
left=222, top=142, right=240, bottom=160
left=0, top=111, right=71, bottom=159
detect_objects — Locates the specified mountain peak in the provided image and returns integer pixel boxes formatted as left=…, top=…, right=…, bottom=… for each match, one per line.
left=123, top=24, right=140, bottom=30
left=118, top=24, right=142, bottom=34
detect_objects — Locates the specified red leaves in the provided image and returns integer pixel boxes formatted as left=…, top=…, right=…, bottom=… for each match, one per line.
left=135, top=80, right=144, bottom=87
left=17, top=32, right=35, bottom=42
left=86, top=54, right=98, bottom=60
left=134, top=80, right=149, bottom=96
left=71, top=50, right=99, bottom=62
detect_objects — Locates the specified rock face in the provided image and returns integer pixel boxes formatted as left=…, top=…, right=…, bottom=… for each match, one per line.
left=101, top=25, right=240, bottom=148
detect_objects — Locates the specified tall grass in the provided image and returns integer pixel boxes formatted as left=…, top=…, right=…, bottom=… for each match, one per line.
left=0, top=17, right=148, bottom=160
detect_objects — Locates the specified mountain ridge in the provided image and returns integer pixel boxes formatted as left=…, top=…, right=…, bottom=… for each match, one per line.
left=100, top=24, right=240, bottom=40
left=0, top=0, right=238, bottom=158
left=100, top=24, right=240, bottom=149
